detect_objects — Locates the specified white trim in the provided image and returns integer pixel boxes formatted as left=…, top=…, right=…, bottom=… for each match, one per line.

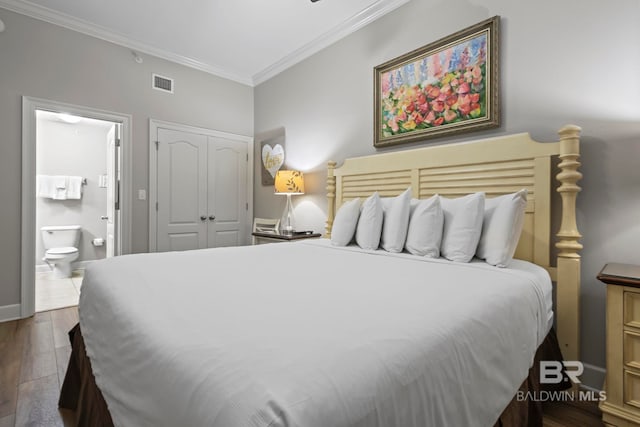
left=581, top=362, right=605, bottom=392
left=21, top=96, right=133, bottom=319
left=21, top=98, right=37, bottom=319
left=0, top=0, right=410, bottom=87
left=247, top=134, right=255, bottom=242
left=35, top=259, right=95, bottom=274
left=252, top=0, right=411, bottom=85
left=148, top=119, right=254, bottom=252
left=0, top=0, right=253, bottom=86
left=579, top=383, right=602, bottom=394
left=0, top=304, right=21, bottom=323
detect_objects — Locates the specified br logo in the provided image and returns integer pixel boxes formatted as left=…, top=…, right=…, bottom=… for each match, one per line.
left=540, top=361, right=583, bottom=384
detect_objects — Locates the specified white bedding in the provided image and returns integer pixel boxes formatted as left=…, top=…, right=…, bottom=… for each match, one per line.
left=78, top=239, right=552, bottom=427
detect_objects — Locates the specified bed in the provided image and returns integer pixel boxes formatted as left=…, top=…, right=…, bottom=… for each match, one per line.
left=59, top=125, right=583, bottom=427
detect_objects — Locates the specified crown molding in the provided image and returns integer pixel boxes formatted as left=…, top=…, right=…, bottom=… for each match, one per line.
left=252, top=0, right=411, bottom=86
left=0, top=0, right=254, bottom=85
left=0, top=0, right=411, bottom=87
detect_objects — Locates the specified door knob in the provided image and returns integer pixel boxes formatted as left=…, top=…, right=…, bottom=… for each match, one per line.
left=200, top=216, right=207, bottom=221
left=209, top=215, right=216, bottom=221
left=101, top=216, right=109, bottom=220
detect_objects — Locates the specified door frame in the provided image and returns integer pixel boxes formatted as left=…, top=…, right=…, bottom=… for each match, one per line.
left=148, top=119, right=254, bottom=252
left=21, top=96, right=133, bottom=318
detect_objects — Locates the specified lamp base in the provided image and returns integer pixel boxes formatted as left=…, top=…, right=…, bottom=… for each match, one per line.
left=280, top=194, right=296, bottom=235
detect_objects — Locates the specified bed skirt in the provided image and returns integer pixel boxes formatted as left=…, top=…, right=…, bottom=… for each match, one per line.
left=492, top=327, right=569, bottom=426
left=59, top=324, right=567, bottom=427
left=59, top=324, right=114, bottom=427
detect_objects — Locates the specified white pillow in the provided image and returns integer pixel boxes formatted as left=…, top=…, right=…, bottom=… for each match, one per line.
left=355, top=192, right=383, bottom=250
left=440, top=192, right=485, bottom=262
left=380, top=188, right=412, bottom=253
left=405, top=195, right=443, bottom=257
left=476, top=189, right=528, bottom=267
left=331, top=198, right=361, bottom=246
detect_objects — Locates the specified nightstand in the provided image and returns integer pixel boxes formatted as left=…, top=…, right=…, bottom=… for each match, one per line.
left=251, top=231, right=321, bottom=245
left=599, top=263, right=640, bottom=426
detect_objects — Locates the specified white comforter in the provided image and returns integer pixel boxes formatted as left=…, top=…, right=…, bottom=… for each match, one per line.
left=79, top=239, right=552, bottom=427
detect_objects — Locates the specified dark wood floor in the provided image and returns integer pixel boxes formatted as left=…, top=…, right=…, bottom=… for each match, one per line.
left=1, top=307, right=603, bottom=427
left=0, top=308, right=77, bottom=427
left=542, top=399, right=604, bottom=427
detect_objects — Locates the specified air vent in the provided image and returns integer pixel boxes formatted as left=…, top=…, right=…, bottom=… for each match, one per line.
left=152, top=74, right=174, bottom=93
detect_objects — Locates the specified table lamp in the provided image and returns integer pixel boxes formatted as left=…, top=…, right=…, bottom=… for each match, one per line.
left=274, top=170, right=305, bottom=235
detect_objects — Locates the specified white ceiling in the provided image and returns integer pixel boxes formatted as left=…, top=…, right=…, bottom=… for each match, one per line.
left=37, top=110, right=114, bottom=128
left=0, top=0, right=410, bottom=86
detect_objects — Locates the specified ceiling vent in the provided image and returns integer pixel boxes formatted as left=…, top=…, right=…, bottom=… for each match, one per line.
left=152, top=74, right=174, bottom=93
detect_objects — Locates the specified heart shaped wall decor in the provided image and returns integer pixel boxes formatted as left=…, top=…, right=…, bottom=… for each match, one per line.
left=262, top=144, right=285, bottom=178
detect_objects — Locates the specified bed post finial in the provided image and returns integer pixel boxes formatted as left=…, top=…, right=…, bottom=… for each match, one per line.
left=555, top=124, right=582, bottom=363
left=556, top=125, right=583, bottom=258
left=325, top=161, right=337, bottom=238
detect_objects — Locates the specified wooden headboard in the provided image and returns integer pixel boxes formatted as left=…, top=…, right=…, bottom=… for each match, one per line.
left=325, top=125, right=582, bottom=361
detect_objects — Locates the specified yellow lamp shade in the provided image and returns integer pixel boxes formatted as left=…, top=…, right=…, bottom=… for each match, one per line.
left=274, top=170, right=305, bottom=195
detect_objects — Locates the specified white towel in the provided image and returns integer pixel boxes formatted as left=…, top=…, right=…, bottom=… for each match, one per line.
left=36, top=175, right=83, bottom=199
left=36, top=175, right=57, bottom=198
left=53, top=176, right=67, bottom=189
left=66, top=176, right=83, bottom=199
left=52, top=176, right=68, bottom=199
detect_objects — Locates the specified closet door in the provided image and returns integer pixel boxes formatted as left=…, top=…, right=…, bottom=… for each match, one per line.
left=156, top=129, right=208, bottom=252
left=207, top=136, right=248, bottom=248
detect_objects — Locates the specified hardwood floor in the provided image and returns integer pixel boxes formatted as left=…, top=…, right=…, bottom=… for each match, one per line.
left=1, top=307, right=604, bottom=426
left=0, top=308, right=76, bottom=427
left=543, top=400, right=604, bottom=426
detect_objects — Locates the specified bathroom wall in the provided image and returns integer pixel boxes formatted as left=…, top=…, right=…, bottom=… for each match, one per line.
left=35, top=112, right=110, bottom=268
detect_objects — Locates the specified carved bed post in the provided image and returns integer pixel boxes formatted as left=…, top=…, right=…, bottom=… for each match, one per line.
left=555, top=124, right=583, bottom=363
left=325, top=161, right=337, bottom=238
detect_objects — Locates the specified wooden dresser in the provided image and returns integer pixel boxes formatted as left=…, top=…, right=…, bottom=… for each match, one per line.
left=600, top=263, right=640, bottom=426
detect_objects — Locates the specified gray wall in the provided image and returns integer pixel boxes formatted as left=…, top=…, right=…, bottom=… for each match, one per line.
left=2, top=0, right=639, bottom=390
left=35, top=114, right=110, bottom=266
left=0, top=9, right=253, bottom=306
left=254, top=0, right=640, bottom=389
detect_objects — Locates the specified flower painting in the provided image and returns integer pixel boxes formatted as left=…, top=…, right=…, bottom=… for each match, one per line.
left=374, top=16, right=500, bottom=147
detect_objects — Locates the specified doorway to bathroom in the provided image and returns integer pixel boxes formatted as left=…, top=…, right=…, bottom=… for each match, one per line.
left=35, top=111, right=120, bottom=312
left=21, top=97, right=132, bottom=317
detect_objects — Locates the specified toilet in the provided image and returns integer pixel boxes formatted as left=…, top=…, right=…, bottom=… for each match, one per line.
left=41, top=225, right=81, bottom=278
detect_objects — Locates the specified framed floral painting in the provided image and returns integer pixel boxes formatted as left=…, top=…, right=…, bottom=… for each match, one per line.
left=374, top=16, right=500, bottom=148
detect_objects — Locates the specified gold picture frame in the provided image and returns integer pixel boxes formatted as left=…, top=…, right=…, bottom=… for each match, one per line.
left=374, top=16, right=500, bottom=148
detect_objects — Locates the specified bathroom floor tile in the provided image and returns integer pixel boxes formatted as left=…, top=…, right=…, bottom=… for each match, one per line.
left=37, top=279, right=74, bottom=293
left=36, top=295, right=78, bottom=313
left=71, top=277, right=83, bottom=293
left=35, top=275, right=79, bottom=313
left=35, top=271, right=60, bottom=282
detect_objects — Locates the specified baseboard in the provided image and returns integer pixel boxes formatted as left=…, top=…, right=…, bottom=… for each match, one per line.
left=36, top=263, right=50, bottom=273
left=581, top=362, right=605, bottom=392
left=0, top=304, right=21, bottom=323
left=35, top=259, right=94, bottom=274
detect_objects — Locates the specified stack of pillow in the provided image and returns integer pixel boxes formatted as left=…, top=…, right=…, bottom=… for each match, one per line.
left=330, top=187, right=528, bottom=267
